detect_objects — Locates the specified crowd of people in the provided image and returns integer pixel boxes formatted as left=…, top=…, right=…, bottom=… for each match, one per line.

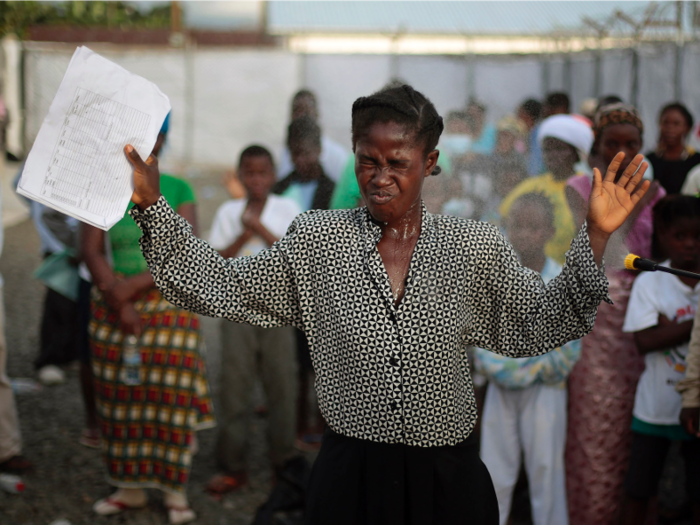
left=0, top=83, right=699, bottom=525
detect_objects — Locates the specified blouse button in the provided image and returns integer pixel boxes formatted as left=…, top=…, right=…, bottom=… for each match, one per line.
left=389, top=357, right=398, bottom=367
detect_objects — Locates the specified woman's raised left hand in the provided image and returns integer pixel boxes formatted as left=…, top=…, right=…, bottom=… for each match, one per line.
left=587, top=152, right=651, bottom=238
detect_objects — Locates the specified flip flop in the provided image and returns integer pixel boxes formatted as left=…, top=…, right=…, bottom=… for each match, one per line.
left=205, top=472, right=248, bottom=494
left=167, top=505, right=197, bottom=525
left=93, top=496, right=147, bottom=515
left=79, top=428, right=101, bottom=449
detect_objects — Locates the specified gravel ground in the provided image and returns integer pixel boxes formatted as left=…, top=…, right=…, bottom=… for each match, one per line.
left=0, top=168, right=691, bottom=525
left=0, top=170, right=308, bottom=525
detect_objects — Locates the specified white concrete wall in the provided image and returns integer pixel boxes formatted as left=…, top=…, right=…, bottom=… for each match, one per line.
left=19, top=42, right=700, bottom=167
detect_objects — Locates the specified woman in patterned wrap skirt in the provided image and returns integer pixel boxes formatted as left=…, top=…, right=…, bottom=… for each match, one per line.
left=82, top=125, right=214, bottom=525
left=564, top=103, right=664, bottom=524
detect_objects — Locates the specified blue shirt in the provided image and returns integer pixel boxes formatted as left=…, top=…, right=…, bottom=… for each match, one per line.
left=528, top=124, right=545, bottom=176
left=284, top=180, right=319, bottom=212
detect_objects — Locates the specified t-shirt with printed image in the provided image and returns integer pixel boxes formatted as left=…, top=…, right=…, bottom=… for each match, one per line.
left=623, top=263, right=700, bottom=428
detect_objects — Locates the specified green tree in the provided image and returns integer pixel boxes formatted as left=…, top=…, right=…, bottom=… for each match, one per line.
left=0, top=1, right=171, bottom=39
left=0, top=2, right=60, bottom=38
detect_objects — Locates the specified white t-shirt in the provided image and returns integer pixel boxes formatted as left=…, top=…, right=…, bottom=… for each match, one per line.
left=208, top=195, right=301, bottom=257
left=623, top=264, right=700, bottom=425
left=681, top=164, right=700, bottom=196
left=277, top=135, right=350, bottom=183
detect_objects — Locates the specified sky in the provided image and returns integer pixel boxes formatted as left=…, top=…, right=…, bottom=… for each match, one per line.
left=124, top=0, right=669, bottom=34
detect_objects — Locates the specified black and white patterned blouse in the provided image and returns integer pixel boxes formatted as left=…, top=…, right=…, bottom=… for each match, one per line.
left=131, top=196, right=610, bottom=447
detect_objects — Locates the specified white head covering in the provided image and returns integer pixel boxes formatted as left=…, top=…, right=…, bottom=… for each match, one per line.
left=537, top=114, right=594, bottom=155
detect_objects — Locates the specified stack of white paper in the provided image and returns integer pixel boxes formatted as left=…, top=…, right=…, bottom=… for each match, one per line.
left=17, top=46, right=171, bottom=230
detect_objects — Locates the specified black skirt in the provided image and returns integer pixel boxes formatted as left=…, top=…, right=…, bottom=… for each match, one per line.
left=306, top=428, right=499, bottom=525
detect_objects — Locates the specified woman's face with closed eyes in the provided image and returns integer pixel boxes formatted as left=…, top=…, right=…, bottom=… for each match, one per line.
left=354, top=121, right=438, bottom=226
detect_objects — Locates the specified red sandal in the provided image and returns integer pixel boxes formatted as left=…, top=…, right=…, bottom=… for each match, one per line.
left=93, top=496, right=147, bottom=515
left=205, top=472, right=248, bottom=495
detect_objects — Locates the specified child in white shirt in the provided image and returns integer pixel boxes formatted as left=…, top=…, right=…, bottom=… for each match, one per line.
left=206, top=145, right=301, bottom=494
left=621, top=195, right=700, bottom=524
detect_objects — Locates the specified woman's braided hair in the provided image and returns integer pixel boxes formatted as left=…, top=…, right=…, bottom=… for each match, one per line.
left=351, top=84, right=445, bottom=175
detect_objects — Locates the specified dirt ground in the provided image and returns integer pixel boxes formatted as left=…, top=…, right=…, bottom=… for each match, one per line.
left=0, top=167, right=692, bottom=525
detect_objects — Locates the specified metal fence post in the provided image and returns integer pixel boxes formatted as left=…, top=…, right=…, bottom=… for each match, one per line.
left=183, top=44, right=194, bottom=164
left=630, top=46, right=639, bottom=107
left=674, top=43, right=684, bottom=101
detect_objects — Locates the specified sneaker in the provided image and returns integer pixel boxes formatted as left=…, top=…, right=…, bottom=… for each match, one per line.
left=10, top=378, right=42, bottom=395
left=38, top=365, right=66, bottom=386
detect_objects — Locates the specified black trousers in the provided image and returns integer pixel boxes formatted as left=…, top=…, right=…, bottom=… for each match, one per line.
left=34, top=287, right=79, bottom=369
left=306, top=428, right=499, bottom=525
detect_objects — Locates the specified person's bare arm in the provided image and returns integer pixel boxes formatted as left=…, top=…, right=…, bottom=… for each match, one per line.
left=242, top=208, right=279, bottom=248
left=81, top=225, right=118, bottom=302
left=80, top=224, right=148, bottom=335
left=680, top=408, right=700, bottom=437
left=568, top=175, right=659, bottom=258
left=633, top=314, right=693, bottom=355
left=218, top=206, right=281, bottom=258
left=586, top=153, right=651, bottom=268
left=219, top=229, right=255, bottom=259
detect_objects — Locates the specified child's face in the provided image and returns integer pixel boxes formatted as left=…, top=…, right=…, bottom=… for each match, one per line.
left=542, top=137, right=578, bottom=179
left=598, top=124, right=642, bottom=176
left=505, top=201, right=554, bottom=261
left=661, top=217, right=700, bottom=269
left=238, top=156, right=275, bottom=201
left=495, top=130, right=516, bottom=154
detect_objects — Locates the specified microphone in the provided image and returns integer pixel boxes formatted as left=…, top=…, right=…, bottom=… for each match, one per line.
left=624, top=254, right=700, bottom=280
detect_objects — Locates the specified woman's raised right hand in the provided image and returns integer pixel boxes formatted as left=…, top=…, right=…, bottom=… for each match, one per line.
left=125, top=144, right=161, bottom=210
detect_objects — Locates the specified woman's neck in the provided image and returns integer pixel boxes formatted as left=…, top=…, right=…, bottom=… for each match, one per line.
left=380, top=203, right=422, bottom=242
left=671, top=258, right=700, bottom=288
left=660, top=142, right=685, bottom=160
left=296, top=165, right=322, bottom=182
left=247, top=195, right=267, bottom=208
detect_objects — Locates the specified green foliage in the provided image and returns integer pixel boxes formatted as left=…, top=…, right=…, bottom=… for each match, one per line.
left=0, top=1, right=171, bottom=39
left=0, top=2, right=59, bottom=38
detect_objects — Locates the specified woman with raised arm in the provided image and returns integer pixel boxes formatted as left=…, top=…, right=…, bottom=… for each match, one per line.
left=126, top=85, right=649, bottom=524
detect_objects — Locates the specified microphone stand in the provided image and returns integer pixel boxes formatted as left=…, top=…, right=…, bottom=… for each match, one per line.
left=625, top=254, right=700, bottom=281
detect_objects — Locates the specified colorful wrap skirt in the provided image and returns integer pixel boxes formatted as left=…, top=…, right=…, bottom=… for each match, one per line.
left=565, top=270, right=645, bottom=524
left=89, top=288, right=215, bottom=493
